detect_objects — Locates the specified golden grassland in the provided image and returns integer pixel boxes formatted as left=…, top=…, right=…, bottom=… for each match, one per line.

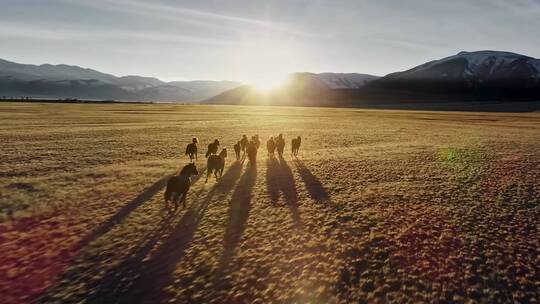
left=0, top=102, right=539, bottom=303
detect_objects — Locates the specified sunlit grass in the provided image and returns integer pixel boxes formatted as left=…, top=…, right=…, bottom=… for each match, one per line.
left=1, top=102, right=539, bottom=303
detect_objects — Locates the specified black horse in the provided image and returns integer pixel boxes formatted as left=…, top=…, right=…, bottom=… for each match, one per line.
left=206, top=148, right=227, bottom=183
left=234, top=141, right=241, bottom=160
left=185, top=137, right=198, bottom=162
left=164, top=163, right=199, bottom=211
left=205, top=139, right=220, bottom=158
left=291, top=136, right=301, bottom=156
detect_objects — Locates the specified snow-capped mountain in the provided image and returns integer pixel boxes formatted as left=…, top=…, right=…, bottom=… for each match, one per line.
left=364, top=50, right=540, bottom=101
left=3, top=50, right=540, bottom=105
left=0, top=58, right=240, bottom=101
left=382, top=50, right=540, bottom=84
left=208, top=51, right=540, bottom=106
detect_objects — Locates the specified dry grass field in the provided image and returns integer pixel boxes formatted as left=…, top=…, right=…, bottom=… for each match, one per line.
left=0, top=102, right=539, bottom=303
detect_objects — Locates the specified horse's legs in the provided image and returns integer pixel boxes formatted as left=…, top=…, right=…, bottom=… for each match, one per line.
left=205, top=169, right=210, bottom=183
left=164, top=191, right=171, bottom=211
left=180, top=190, right=188, bottom=209
left=172, top=192, right=181, bottom=211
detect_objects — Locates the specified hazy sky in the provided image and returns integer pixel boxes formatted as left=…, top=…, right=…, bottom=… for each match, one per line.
left=1, top=0, right=540, bottom=83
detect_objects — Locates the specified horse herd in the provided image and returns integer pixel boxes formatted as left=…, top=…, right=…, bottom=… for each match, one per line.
left=164, top=134, right=302, bottom=211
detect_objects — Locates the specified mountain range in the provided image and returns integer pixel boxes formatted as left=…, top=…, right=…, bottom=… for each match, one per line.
left=2, top=50, right=540, bottom=105
left=208, top=51, right=540, bottom=106
left=360, top=50, right=540, bottom=102
left=0, top=59, right=240, bottom=102
left=206, top=72, right=381, bottom=106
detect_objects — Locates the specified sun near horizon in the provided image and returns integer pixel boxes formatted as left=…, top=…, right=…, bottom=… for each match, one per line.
left=233, top=38, right=297, bottom=93
left=249, top=73, right=289, bottom=92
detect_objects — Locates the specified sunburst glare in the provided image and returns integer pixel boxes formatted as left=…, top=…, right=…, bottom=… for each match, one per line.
left=232, top=38, right=298, bottom=92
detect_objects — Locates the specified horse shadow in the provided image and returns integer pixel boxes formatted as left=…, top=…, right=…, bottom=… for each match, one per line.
left=82, top=162, right=242, bottom=304
left=266, top=156, right=301, bottom=226
left=219, top=165, right=257, bottom=267
left=78, top=164, right=207, bottom=251
left=293, top=159, right=330, bottom=203
left=77, top=174, right=171, bottom=250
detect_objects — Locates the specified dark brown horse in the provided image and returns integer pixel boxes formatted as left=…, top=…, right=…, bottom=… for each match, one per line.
left=275, top=134, right=285, bottom=157
left=267, top=136, right=275, bottom=157
left=247, top=140, right=257, bottom=167
left=164, top=163, right=199, bottom=211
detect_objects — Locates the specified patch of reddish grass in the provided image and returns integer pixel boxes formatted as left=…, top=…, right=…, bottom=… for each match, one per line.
left=0, top=213, right=86, bottom=304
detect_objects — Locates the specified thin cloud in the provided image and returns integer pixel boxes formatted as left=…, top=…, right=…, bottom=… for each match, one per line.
left=486, top=0, right=540, bottom=14
left=0, top=21, right=242, bottom=46
left=59, top=0, right=310, bottom=37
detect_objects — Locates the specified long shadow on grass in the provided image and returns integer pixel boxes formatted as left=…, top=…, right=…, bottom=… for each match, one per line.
left=38, top=210, right=184, bottom=304
left=266, top=156, right=301, bottom=226
left=86, top=162, right=243, bottom=304
left=219, top=165, right=257, bottom=267
left=293, top=159, right=330, bottom=203
left=78, top=166, right=206, bottom=250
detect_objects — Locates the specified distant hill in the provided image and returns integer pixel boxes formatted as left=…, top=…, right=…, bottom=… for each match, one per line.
left=0, top=59, right=240, bottom=102
left=290, top=72, right=380, bottom=89
left=207, top=51, right=540, bottom=107
left=205, top=72, right=380, bottom=106
left=4, top=51, right=540, bottom=106
left=360, top=50, right=540, bottom=102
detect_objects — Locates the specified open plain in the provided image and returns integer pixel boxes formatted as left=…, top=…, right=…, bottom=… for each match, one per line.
left=0, top=102, right=539, bottom=303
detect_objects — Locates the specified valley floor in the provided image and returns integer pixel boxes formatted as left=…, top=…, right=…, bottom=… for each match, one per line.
left=0, top=103, right=539, bottom=303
